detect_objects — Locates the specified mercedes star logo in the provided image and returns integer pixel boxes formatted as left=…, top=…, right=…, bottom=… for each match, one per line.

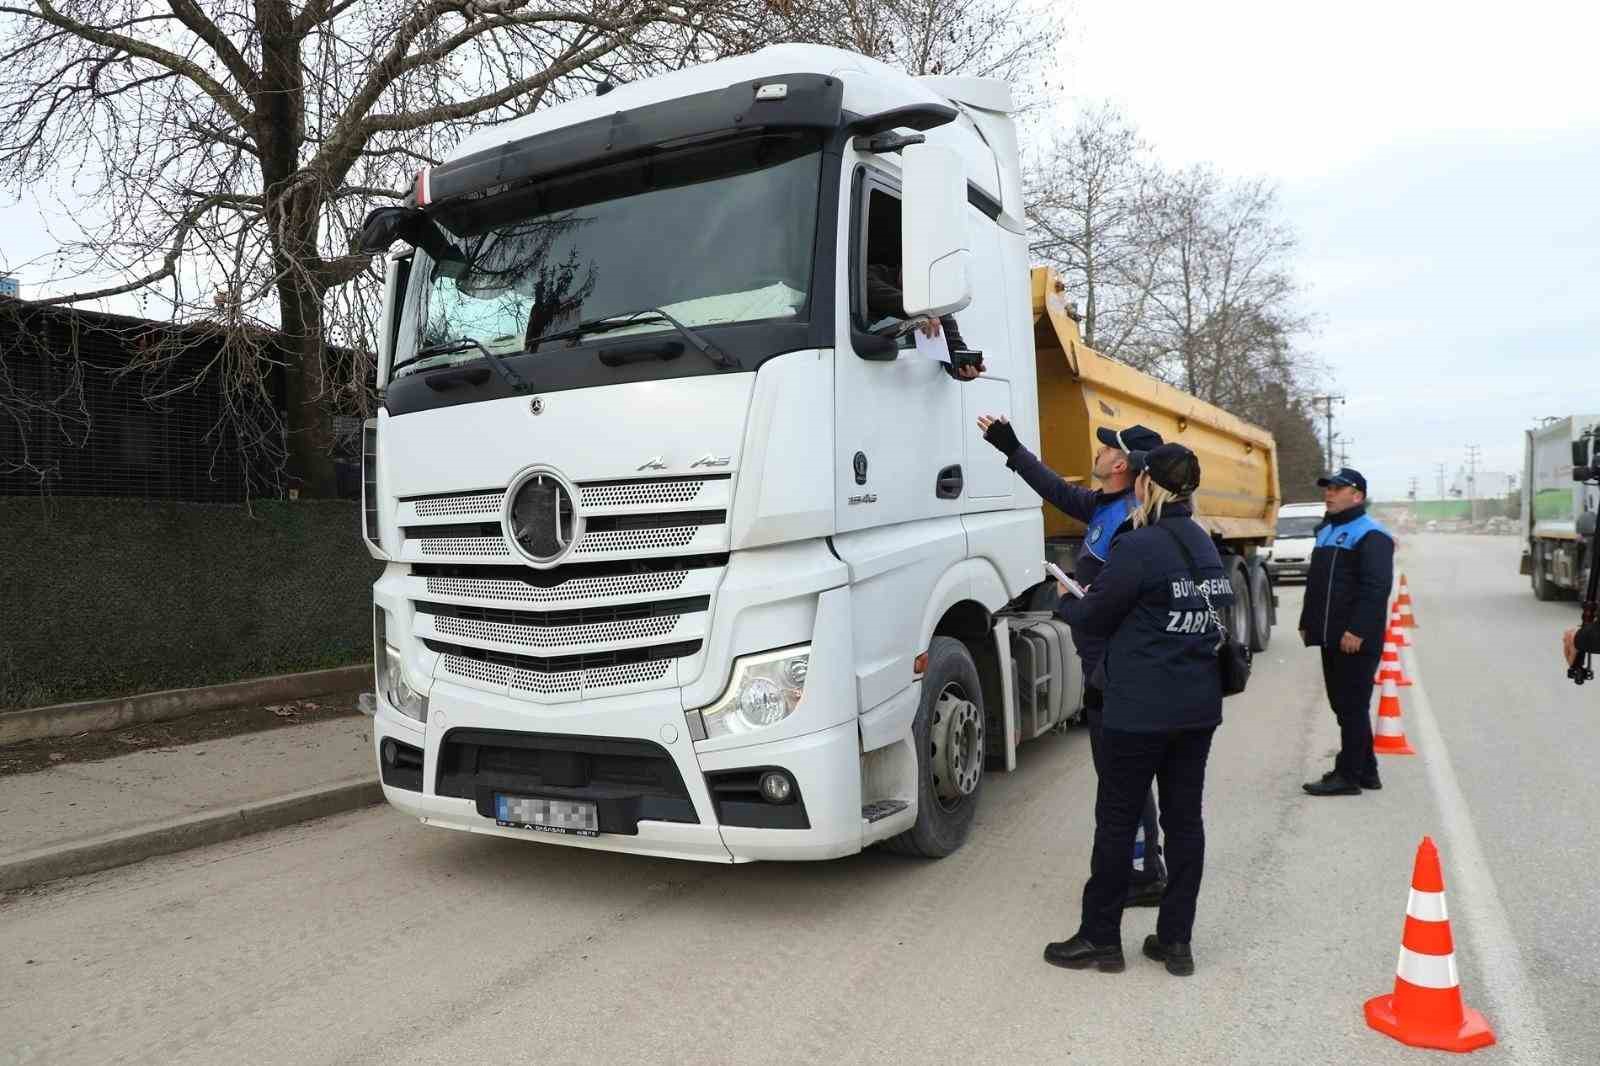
left=506, top=470, right=579, bottom=566
left=529, top=396, right=545, bottom=415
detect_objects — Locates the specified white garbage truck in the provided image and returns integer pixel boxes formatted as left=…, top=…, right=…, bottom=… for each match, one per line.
left=1522, top=415, right=1600, bottom=599
left=358, top=45, right=1280, bottom=862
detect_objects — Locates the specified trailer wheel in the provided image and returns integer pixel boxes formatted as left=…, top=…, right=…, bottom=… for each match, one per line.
left=1532, top=543, right=1560, bottom=601
left=1225, top=558, right=1251, bottom=649
left=1247, top=561, right=1272, bottom=653
left=884, top=636, right=984, bottom=859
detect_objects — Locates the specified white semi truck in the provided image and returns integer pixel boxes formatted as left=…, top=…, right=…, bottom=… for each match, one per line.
left=358, top=45, right=1279, bottom=863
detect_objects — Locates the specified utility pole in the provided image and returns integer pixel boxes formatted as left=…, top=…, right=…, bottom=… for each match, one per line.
left=1310, top=394, right=1346, bottom=470
left=1409, top=476, right=1419, bottom=519
left=1335, top=436, right=1353, bottom=468
left=1466, top=444, right=1482, bottom=523
left=1435, top=462, right=1447, bottom=502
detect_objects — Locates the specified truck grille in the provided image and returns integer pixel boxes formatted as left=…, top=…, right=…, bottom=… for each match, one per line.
left=394, top=473, right=732, bottom=702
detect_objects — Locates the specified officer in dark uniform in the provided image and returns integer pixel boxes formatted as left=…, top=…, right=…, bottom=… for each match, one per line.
left=1040, top=443, right=1231, bottom=976
left=1299, top=468, right=1395, bottom=796
left=978, top=415, right=1168, bottom=904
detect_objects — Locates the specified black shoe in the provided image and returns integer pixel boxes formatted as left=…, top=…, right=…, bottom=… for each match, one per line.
left=1044, top=935, right=1125, bottom=972
left=1303, top=771, right=1361, bottom=796
left=1125, top=878, right=1167, bottom=908
left=1142, top=935, right=1195, bottom=976
left=1360, top=773, right=1382, bottom=790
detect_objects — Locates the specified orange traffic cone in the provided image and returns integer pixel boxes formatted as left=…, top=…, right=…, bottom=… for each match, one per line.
left=1365, top=837, right=1496, bottom=1052
left=1396, top=575, right=1418, bottom=628
left=1391, top=606, right=1413, bottom=648
left=1376, top=635, right=1413, bottom=687
left=1373, top=677, right=1416, bottom=755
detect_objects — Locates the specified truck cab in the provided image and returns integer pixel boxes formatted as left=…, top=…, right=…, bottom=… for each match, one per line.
left=361, top=45, right=1048, bottom=863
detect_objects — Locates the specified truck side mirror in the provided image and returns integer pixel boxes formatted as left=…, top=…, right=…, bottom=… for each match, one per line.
left=358, top=206, right=423, bottom=253
left=376, top=255, right=409, bottom=390
left=899, top=143, right=972, bottom=319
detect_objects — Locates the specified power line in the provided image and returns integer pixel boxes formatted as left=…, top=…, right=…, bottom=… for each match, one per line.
left=1466, top=444, right=1482, bottom=523
left=1310, top=394, right=1346, bottom=470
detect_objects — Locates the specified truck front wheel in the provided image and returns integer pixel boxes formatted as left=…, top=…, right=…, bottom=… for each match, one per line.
left=1532, top=542, right=1559, bottom=601
left=884, top=636, right=985, bottom=859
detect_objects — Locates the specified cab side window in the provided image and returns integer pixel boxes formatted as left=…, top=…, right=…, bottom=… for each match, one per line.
left=860, top=185, right=904, bottom=330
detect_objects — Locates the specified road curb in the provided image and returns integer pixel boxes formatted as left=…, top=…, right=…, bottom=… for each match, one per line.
left=0, top=776, right=383, bottom=892
left=0, top=664, right=374, bottom=746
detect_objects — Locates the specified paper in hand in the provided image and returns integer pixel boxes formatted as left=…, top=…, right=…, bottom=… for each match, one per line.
left=912, top=323, right=951, bottom=365
left=1044, top=560, right=1088, bottom=598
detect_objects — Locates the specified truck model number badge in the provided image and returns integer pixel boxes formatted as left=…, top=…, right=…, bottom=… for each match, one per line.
left=690, top=454, right=731, bottom=468
left=637, top=456, right=667, bottom=471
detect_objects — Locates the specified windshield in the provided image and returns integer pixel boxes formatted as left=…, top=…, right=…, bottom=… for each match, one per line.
left=1277, top=515, right=1322, bottom=538
left=394, top=133, right=822, bottom=380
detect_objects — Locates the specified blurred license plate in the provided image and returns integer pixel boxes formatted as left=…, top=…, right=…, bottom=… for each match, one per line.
left=494, top=794, right=599, bottom=837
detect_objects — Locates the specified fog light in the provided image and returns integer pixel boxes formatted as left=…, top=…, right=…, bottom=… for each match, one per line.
left=381, top=738, right=398, bottom=767
left=758, top=771, right=793, bottom=804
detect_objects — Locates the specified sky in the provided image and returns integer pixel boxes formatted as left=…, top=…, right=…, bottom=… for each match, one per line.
left=3, top=1, right=1597, bottom=502
left=1052, top=0, right=1600, bottom=500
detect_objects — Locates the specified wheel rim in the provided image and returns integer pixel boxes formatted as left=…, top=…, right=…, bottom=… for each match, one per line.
left=930, top=683, right=983, bottom=810
left=1229, top=570, right=1250, bottom=643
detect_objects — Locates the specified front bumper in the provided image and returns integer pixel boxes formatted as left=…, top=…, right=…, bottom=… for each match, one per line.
left=1266, top=559, right=1308, bottom=580
left=372, top=681, right=863, bottom=864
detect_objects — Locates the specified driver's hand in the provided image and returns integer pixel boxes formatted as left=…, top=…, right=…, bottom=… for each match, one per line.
left=954, top=362, right=983, bottom=380
left=1565, top=627, right=1580, bottom=666
left=919, top=318, right=943, bottom=339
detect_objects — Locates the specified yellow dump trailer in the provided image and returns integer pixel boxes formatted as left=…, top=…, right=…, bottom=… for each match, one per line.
left=1030, top=268, right=1282, bottom=647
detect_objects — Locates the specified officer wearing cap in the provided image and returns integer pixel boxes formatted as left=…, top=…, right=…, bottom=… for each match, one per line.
left=977, top=415, right=1168, bottom=904
left=1042, top=444, right=1231, bottom=976
left=1299, top=467, right=1395, bottom=796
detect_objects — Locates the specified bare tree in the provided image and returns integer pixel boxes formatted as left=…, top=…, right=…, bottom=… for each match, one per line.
left=1025, top=102, right=1160, bottom=357
left=762, top=0, right=1060, bottom=86
left=0, top=0, right=761, bottom=496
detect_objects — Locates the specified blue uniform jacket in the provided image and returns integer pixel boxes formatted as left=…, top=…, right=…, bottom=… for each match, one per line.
left=1005, top=444, right=1135, bottom=672
left=1297, top=505, right=1395, bottom=649
left=1056, top=503, right=1231, bottom=733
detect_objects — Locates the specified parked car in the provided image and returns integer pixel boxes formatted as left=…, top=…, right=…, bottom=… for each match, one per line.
left=1264, top=502, right=1324, bottom=583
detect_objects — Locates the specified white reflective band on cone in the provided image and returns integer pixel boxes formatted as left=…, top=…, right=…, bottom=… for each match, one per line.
left=1406, top=888, right=1449, bottom=922
left=1376, top=717, right=1405, bottom=736
left=1396, top=946, right=1460, bottom=989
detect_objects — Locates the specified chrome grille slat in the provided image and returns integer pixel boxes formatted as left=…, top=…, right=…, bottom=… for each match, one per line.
left=574, top=526, right=700, bottom=555
left=424, top=570, right=691, bottom=606
left=417, top=536, right=513, bottom=557
left=412, top=491, right=504, bottom=517
left=580, top=479, right=707, bottom=509
left=433, top=613, right=684, bottom=650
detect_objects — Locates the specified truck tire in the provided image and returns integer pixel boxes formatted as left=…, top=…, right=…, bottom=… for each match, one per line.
left=1247, top=561, right=1272, bottom=653
left=884, top=636, right=985, bottom=859
left=1532, top=542, right=1559, bottom=601
left=1225, top=558, right=1251, bottom=649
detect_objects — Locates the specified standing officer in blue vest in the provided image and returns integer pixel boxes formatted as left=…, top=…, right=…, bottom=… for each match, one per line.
left=1299, top=467, right=1395, bottom=796
left=978, top=416, right=1168, bottom=902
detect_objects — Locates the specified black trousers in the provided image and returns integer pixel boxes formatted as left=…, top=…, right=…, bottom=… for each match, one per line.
left=1320, top=647, right=1381, bottom=782
left=1078, top=725, right=1217, bottom=947
left=1083, top=684, right=1164, bottom=882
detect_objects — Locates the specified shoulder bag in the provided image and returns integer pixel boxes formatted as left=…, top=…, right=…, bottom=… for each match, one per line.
left=1157, top=524, right=1252, bottom=696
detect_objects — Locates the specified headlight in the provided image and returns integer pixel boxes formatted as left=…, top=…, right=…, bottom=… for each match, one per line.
left=374, top=606, right=429, bottom=723
left=697, top=645, right=810, bottom=739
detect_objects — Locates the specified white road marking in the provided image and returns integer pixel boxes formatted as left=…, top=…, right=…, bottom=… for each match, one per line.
left=1402, top=645, right=1556, bottom=1063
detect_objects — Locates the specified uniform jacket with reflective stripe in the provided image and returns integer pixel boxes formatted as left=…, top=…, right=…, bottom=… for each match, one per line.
left=1297, top=505, right=1395, bottom=648
left=1005, top=443, right=1134, bottom=672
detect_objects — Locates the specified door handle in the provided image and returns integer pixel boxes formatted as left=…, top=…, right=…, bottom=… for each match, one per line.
left=936, top=464, right=964, bottom=499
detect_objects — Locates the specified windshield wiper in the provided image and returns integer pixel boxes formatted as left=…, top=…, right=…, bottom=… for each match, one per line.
left=534, top=307, right=740, bottom=371
left=392, top=337, right=530, bottom=392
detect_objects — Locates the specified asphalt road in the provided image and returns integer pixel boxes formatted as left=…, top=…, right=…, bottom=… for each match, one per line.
left=0, top=533, right=1582, bottom=1065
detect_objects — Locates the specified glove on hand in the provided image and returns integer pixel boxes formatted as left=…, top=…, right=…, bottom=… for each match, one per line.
left=983, top=418, right=1022, bottom=457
